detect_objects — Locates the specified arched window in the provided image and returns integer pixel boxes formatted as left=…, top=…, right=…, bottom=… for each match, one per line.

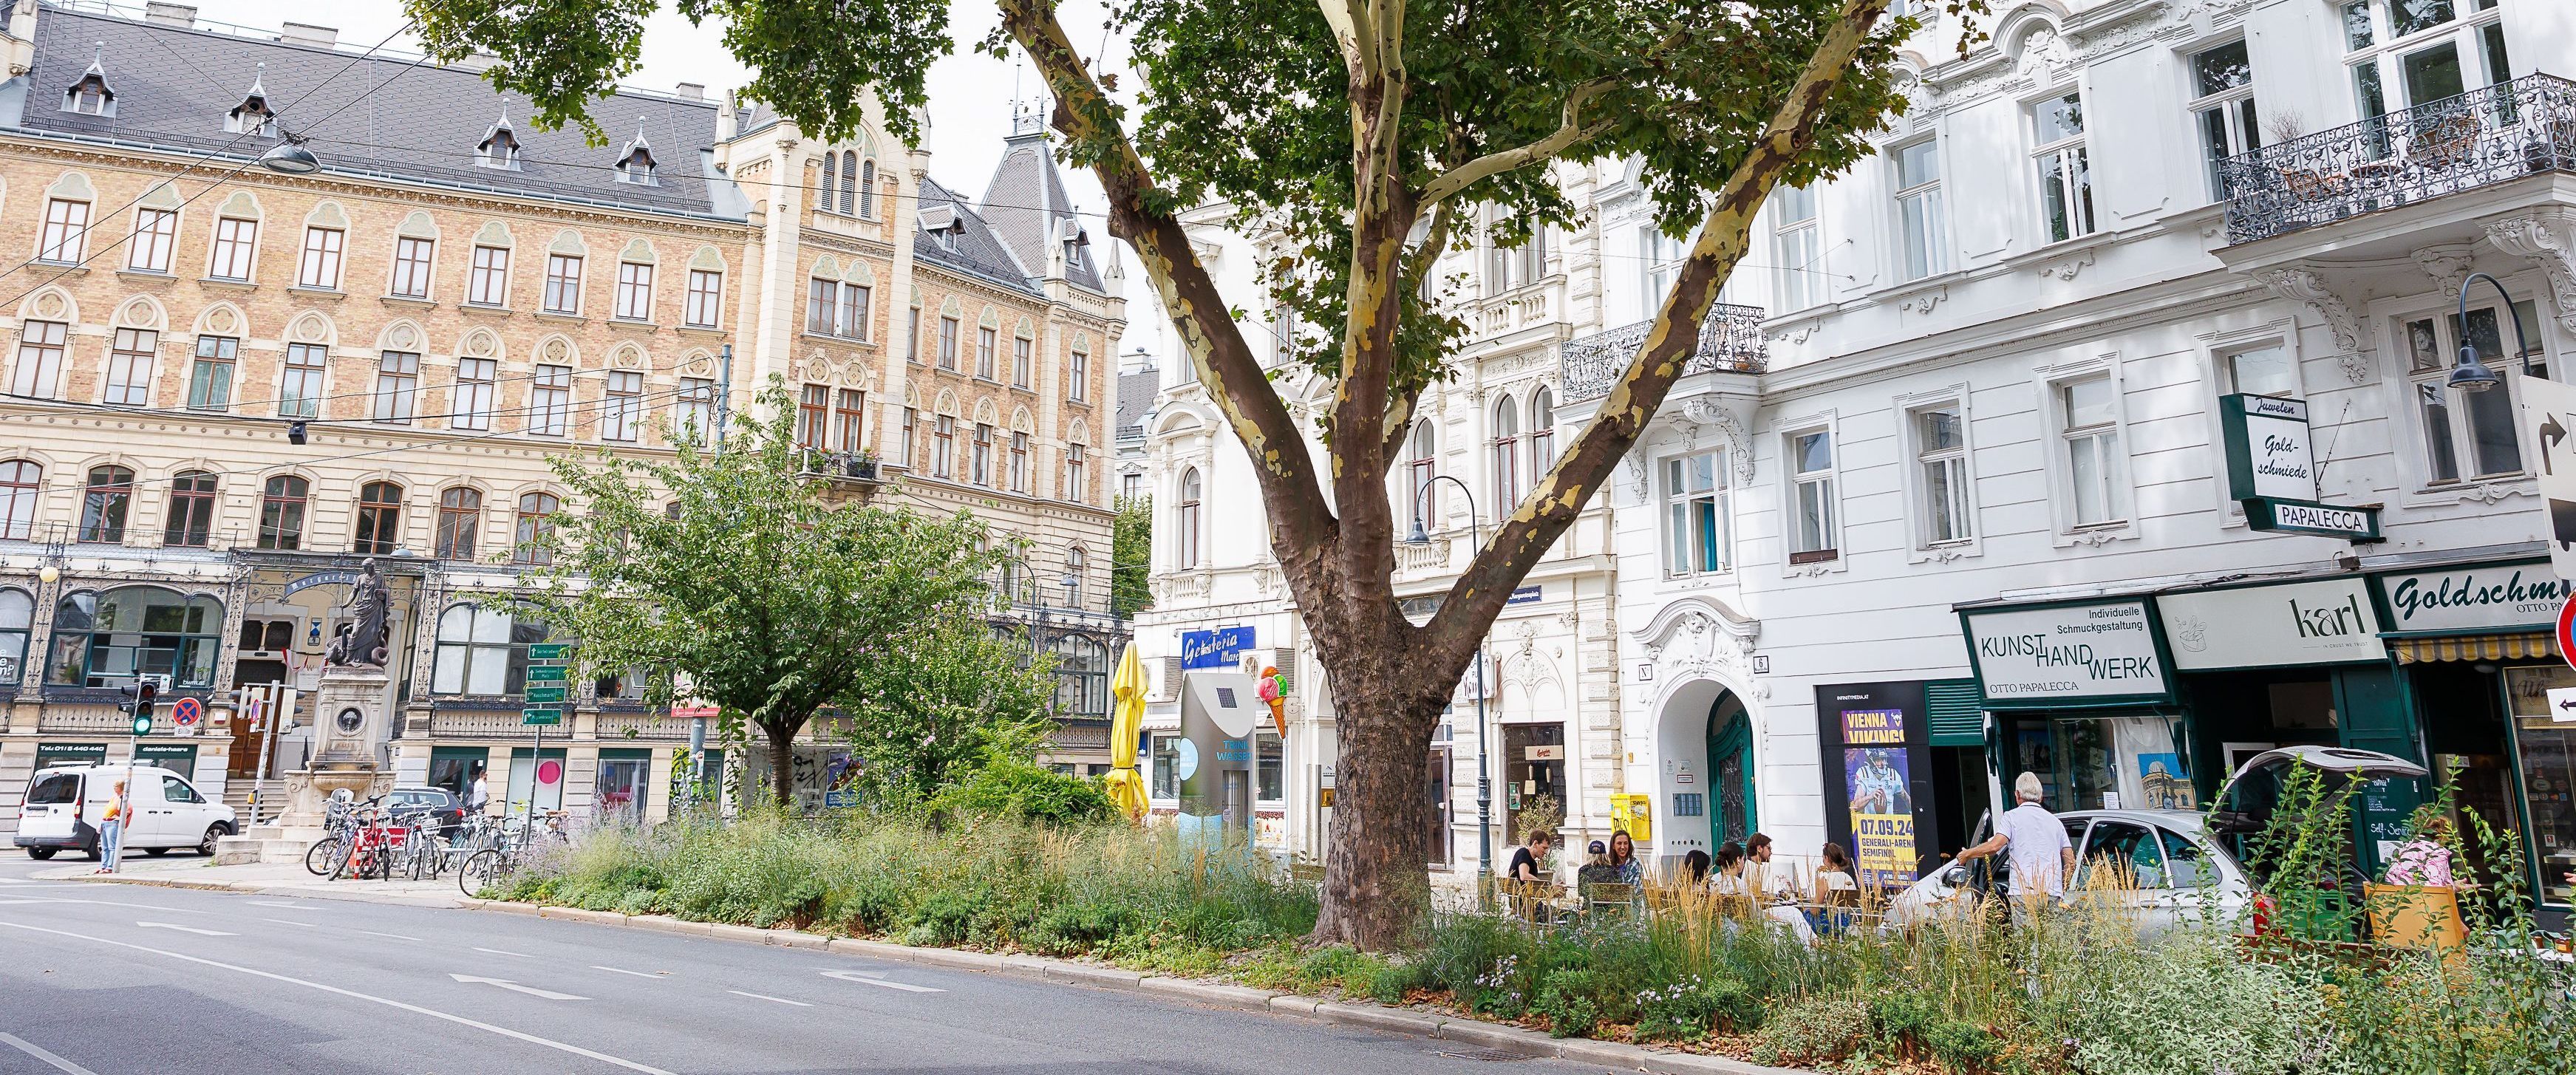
left=839, top=150, right=858, bottom=215
left=820, top=152, right=837, bottom=211
left=1407, top=419, right=1438, bottom=530
left=78, top=465, right=133, bottom=543
left=355, top=481, right=404, bottom=555
left=1064, top=545, right=1086, bottom=610
left=1490, top=395, right=1519, bottom=509
left=0, top=460, right=38, bottom=541
left=257, top=475, right=307, bottom=550
left=859, top=158, right=878, bottom=219
left=435, top=488, right=482, bottom=562
left=1052, top=633, right=1111, bottom=717
left=513, top=492, right=560, bottom=566
left=1528, top=386, right=1556, bottom=488
left=0, top=587, right=33, bottom=688
left=163, top=470, right=217, bottom=547
left=1176, top=468, right=1203, bottom=570
left=431, top=602, right=550, bottom=695
left=46, top=586, right=222, bottom=689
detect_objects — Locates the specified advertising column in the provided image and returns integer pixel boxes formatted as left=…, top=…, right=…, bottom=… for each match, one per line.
left=1814, top=682, right=1932, bottom=889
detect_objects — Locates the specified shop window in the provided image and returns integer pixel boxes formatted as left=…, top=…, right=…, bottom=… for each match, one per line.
left=1150, top=734, right=1181, bottom=799
left=1256, top=734, right=1284, bottom=802
left=0, top=588, right=33, bottom=687
left=45, top=586, right=222, bottom=689
left=431, top=603, right=549, bottom=696
left=2503, top=665, right=2576, bottom=907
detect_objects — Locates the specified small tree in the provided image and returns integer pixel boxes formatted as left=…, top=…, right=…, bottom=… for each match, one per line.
left=1110, top=494, right=1154, bottom=620
left=837, top=614, right=1058, bottom=805
left=523, top=383, right=1003, bottom=805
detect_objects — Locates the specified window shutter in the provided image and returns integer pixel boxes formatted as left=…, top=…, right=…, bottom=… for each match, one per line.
left=1926, top=678, right=1984, bottom=746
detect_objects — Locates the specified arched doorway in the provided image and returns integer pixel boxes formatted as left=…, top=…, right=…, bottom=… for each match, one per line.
left=1708, top=694, right=1756, bottom=845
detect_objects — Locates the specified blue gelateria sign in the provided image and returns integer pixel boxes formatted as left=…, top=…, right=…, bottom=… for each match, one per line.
left=1180, top=626, right=1255, bottom=670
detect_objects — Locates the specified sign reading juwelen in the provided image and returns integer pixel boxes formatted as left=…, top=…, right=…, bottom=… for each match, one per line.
left=2157, top=578, right=2386, bottom=669
left=1963, top=601, right=2170, bottom=706
left=1841, top=709, right=1914, bottom=888
left=2221, top=393, right=2382, bottom=542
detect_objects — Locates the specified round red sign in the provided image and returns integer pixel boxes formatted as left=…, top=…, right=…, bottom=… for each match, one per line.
left=2557, top=595, right=2576, bottom=673
left=171, top=696, right=202, bottom=727
left=536, top=760, right=563, bottom=786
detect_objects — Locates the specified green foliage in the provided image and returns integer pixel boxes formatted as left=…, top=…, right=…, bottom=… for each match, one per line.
left=1750, top=995, right=1870, bottom=1068
left=841, top=618, right=1059, bottom=807
left=1534, top=969, right=1601, bottom=1038
left=1110, top=495, right=1153, bottom=620
left=933, top=758, right=1119, bottom=826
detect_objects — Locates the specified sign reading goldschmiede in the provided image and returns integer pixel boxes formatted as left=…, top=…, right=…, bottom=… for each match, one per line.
left=2379, top=565, right=2572, bottom=632
left=1963, top=600, right=2170, bottom=707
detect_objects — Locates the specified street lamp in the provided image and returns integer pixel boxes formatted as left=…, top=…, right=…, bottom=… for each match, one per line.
left=2445, top=271, right=2535, bottom=392
left=256, top=135, right=321, bottom=174
left=1405, top=473, right=1497, bottom=887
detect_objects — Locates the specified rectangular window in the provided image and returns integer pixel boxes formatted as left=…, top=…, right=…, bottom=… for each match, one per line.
left=128, top=208, right=177, bottom=273
left=933, top=415, right=955, bottom=477
left=835, top=389, right=865, bottom=452
left=614, top=262, right=655, bottom=320
left=2190, top=41, right=2260, bottom=199
left=298, top=227, right=344, bottom=290
left=972, top=423, right=993, bottom=485
left=976, top=327, right=998, bottom=380
left=1893, top=140, right=1946, bottom=281
left=467, top=245, right=510, bottom=306
left=602, top=370, right=643, bottom=442
left=543, top=253, right=582, bottom=314
left=103, top=327, right=157, bottom=406
left=1771, top=185, right=1821, bottom=310
left=684, top=269, right=722, bottom=328
left=1151, top=734, right=1180, bottom=799
left=2032, top=92, right=2096, bottom=243
left=1638, top=225, right=1684, bottom=322
left=1069, top=349, right=1088, bottom=401
left=10, top=320, right=67, bottom=397
left=2405, top=302, right=2545, bottom=483
left=435, top=491, right=480, bottom=562
left=1257, top=734, right=1284, bottom=802
left=900, top=408, right=918, bottom=468
left=208, top=216, right=257, bottom=280
left=453, top=357, right=496, bottom=431
left=529, top=364, right=571, bottom=437
left=2226, top=343, right=2299, bottom=398
left=1661, top=450, right=1730, bottom=576
left=908, top=307, right=923, bottom=364
left=38, top=198, right=89, bottom=264
left=1012, top=335, right=1032, bottom=388
left=279, top=342, right=327, bottom=418
left=676, top=378, right=716, bottom=443
left=186, top=335, right=236, bottom=411
left=799, top=384, right=829, bottom=449
left=1066, top=443, right=1087, bottom=504
left=841, top=284, right=868, bottom=341
left=808, top=278, right=838, bottom=335
left=938, top=317, right=960, bottom=371
left=1790, top=430, right=1837, bottom=561
left=1009, top=431, right=1029, bottom=494
left=163, top=471, right=216, bottom=548
left=391, top=236, right=435, bottom=298
left=1914, top=404, right=1971, bottom=546
left=2061, top=376, right=2124, bottom=525
left=373, top=350, right=420, bottom=423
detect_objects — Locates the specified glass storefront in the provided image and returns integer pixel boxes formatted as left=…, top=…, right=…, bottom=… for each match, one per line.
left=2503, top=666, right=2576, bottom=907
left=596, top=749, right=651, bottom=823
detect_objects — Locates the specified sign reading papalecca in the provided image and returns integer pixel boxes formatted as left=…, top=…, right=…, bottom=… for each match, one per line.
left=1963, top=601, right=2168, bottom=706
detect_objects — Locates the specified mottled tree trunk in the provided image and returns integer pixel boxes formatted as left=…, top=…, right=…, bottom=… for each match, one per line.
left=763, top=720, right=800, bottom=807
left=1303, top=593, right=1459, bottom=950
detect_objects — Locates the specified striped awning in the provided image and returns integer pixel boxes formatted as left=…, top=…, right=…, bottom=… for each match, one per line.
left=2388, top=632, right=2558, bottom=663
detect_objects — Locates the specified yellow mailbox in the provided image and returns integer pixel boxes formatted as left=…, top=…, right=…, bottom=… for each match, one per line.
left=1609, top=793, right=1652, bottom=842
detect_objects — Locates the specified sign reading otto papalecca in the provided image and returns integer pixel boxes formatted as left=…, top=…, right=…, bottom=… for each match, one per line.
left=1962, top=601, right=2169, bottom=707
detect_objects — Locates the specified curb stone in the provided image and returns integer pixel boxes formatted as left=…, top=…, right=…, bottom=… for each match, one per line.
left=1139, top=977, right=1281, bottom=1012
left=1040, top=962, right=1143, bottom=989
left=1434, top=1016, right=1557, bottom=1056
left=1267, top=994, right=1324, bottom=1014
left=1312, top=1001, right=1446, bottom=1037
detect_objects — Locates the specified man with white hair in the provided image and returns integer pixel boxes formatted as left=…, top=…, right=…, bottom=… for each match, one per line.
left=1955, top=771, right=2075, bottom=905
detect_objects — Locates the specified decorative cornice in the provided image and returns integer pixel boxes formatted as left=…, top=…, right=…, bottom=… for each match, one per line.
left=2255, top=265, right=2371, bottom=383
left=2483, top=212, right=2576, bottom=335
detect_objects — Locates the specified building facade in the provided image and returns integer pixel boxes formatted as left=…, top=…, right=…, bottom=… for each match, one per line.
left=0, top=2, right=1122, bottom=837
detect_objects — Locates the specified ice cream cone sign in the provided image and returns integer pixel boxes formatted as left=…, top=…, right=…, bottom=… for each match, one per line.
left=1258, top=665, right=1287, bottom=737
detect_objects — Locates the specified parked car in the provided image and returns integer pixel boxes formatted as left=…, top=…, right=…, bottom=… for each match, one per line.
left=380, top=785, right=466, bottom=839
left=15, top=763, right=237, bottom=860
left=1884, top=808, right=2253, bottom=938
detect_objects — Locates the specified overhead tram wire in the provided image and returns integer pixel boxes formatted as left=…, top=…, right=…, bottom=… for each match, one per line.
left=0, top=360, right=687, bottom=423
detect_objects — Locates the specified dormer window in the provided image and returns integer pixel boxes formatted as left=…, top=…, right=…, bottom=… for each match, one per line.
left=920, top=205, right=964, bottom=250
left=62, top=44, right=115, bottom=117
left=227, top=66, right=276, bottom=137
left=477, top=108, right=521, bottom=171
left=615, top=117, right=658, bottom=186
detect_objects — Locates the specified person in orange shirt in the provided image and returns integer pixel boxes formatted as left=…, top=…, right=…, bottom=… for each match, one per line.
left=96, top=776, right=129, bottom=874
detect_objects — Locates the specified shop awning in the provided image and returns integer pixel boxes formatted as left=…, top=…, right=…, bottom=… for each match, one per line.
left=2387, top=632, right=2557, bottom=663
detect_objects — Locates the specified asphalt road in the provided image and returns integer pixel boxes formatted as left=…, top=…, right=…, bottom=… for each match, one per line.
left=0, top=854, right=1588, bottom=1075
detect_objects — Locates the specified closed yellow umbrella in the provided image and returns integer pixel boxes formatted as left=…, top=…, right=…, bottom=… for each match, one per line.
left=1104, top=643, right=1150, bottom=822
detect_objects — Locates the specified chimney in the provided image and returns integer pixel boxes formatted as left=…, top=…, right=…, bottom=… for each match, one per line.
left=279, top=22, right=338, bottom=50
left=674, top=82, right=704, bottom=101
left=143, top=2, right=197, bottom=29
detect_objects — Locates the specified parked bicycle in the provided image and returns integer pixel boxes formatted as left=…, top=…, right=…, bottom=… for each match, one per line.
left=302, top=790, right=361, bottom=877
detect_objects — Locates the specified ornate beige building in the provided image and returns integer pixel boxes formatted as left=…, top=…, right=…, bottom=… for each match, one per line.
left=0, top=1, right=1122, bottom=840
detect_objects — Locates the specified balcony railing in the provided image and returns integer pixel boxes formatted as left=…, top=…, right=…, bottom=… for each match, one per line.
left=2219, top=74, right=2576, bottom=245
left=1558, top=304, right=1767, bottom=403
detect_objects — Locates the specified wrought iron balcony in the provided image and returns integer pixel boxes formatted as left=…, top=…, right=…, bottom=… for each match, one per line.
left=2219, top=74, right=2576, bottom=245
left=1558, top=303, right=1767, bottom=403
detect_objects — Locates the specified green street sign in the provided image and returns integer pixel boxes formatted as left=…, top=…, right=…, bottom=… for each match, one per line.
left=523, top=686, right=566, bottom=703
left=525, top=666, right=568, bottom=683
left=522, top=708, right=562, bottom=726
left=131, top=715, right=152, bottom=736
left=528, top=643, right=572, bottom=661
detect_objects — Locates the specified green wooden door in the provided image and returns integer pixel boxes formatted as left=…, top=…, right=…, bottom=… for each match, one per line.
left=2334, top=663, right=2422, bottom=878
left=1709, top=700, right=1756, bottom=845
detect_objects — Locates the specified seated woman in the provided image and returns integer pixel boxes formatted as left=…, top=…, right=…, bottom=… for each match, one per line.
left=1807, top=842, right=1860, bottom=936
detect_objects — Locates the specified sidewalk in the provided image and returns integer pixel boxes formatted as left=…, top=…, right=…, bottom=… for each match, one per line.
left=35, top=856, right=466, bottom=907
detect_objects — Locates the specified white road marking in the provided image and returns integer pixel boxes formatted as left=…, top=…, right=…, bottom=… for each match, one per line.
left=819, top=969, right=944, bottom=993
left=262, top=918, right=321, bottom=928
left=450, top=974, right=588, bottom=1001
left=0, top=1032, right=100, bottom=1074
left=360, top=930, right=423, bottom=941
left=473, top=946, right=531, bottom=958
left=134, top=921, right=234, bottom=936
left=0, top=920, right=671, bottom=1075
left=727, top=989, right=811, bottom=1006
left=249, top=900, right=321, bottom=910
left=590, top=965, right=666, bottom=979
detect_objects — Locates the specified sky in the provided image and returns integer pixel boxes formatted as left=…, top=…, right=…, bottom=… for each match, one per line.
left=178, top=0, right=1164, bottom=361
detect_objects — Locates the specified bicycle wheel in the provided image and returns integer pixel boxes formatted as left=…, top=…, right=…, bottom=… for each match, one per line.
left=304, top=836, right=345, bottom=877
left=458, top=848, right=508, bottom=898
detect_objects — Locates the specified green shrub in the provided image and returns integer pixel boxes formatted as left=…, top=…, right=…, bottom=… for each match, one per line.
left=907, top=888, right=984, bottom=946
left=1749, top=996, right=1868, bottom=1068
left=1534, top=969, right=1600, bottom=1039
left=931, top=759, right=1117, bottom=825
left=1869, top=991, right=1935, bottom=1045
left=1029, top=898, right=1137, bottom=955
left=1635, top=974, right=1758, bottom=1042
left=1923, top=1020, right=2000, bottom=1070
left=1365, top=960, right=1425, bottom=1005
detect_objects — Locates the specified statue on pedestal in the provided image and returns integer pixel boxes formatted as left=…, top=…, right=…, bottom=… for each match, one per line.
left=324, top=558, right=391, bottom=668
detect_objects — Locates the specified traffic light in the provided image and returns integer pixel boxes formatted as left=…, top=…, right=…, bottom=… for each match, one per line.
left=133, top=678, right=159, bottom=722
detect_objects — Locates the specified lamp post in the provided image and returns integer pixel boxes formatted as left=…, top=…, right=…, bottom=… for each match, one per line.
left=2444, top=271, right=2536, bottom=392
left=256, top=135, right=320, bottom=174
left=1405, top=474, right=1496, bottom=886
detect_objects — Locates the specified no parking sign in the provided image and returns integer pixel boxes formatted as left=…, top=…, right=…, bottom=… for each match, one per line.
left=170, top=696, right=202, bottom=728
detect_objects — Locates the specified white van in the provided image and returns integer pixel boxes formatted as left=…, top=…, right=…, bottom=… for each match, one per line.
left=14, top=764, right=236, bottom=861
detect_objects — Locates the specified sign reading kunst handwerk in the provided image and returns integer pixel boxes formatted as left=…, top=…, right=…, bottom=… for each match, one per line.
left=1962, top=600, right=2171, bottom=707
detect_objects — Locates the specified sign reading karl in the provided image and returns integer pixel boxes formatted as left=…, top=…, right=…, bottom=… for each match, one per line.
left=2521, top=375, right=2576, bottom=581
left=2221, top=394, right=2382, bottom=542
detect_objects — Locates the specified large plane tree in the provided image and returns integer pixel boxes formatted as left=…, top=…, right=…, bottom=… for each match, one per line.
left=412, top=0, right=1968, bottom=949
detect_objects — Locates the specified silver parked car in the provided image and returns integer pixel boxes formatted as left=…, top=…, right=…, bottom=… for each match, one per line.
left=1884, top=808, right=2252, bottom=937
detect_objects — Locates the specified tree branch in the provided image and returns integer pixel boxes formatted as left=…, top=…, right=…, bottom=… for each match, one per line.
left=1427, top=0, right=1894, bottom=666
left=1374, top=200, right=1458, bottom=477
left=1315, top=0, right=1371, bottom=71
left=995, top=0, right=1334, bottom=554
left=1418, top=79, right=1618, bottom=208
